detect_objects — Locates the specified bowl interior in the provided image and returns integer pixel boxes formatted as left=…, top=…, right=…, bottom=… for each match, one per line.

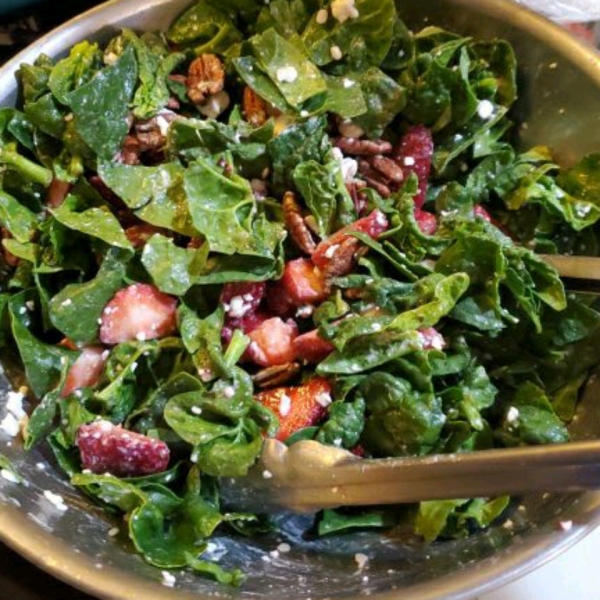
left=1, top=1, right=600, bottom=600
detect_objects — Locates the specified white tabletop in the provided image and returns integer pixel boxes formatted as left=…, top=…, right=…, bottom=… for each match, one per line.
left=479, top=524, right=600, bottom=600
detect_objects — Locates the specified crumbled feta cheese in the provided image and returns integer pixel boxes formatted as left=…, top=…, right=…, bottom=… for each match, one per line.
left=340, top=157, right=358, bottom=182
left=269, top=549, right=280, bottom=559
left=36, top=462, right=46, bottom=471
left=222, top=386, right=236, bottom=399
left=43, top=490, right=68, bottom=511
left=296, top=304, right=314, bottom=319
left=355, top=553, right=369, bottom=570
left=199, top=90, right=230, bottom=119
left=61, top=298, right=73, bottom=307
left=316, top=8, right=329, bottom=24
left=191, top=406, right=203, bottom=415
left=372, top=323, right=382, bottom=332
left=506, top=406, right=520, bottom=424
left=331, top=0, right=359, bottom=23
left=25, top=300, right=35, bottom=311
left=1, top=469, right=19, bottom=484
left=477, top=99, right=495, bottom=120
left=130, top=362, right=138, bottom=373
left=108, top=527, right=120, bottom=537
left=559, top=520, right=573, bottom=531
left=324, top=244, right=340, bottom=259
left=135, top=332, right=147, bottom=342
left=279, top=393, right=292, bottom=417
left=277, top=543, right=291, bottom=553
left=333, top=437, right=343, bottom=447
left=343, top=78, right=355, bottom=89
left=262, top=470, right=273, bottom=479
left=6, top=391, right=26, bottom=419
left=161, top=571, right=177, bottom=587
left=403, top=156, right=416, bottom=167
left=315, top=392, right=332, bottom=408
left=276, top=66, right=298, bottom=83
left=1, top=414, right=20, bottom=438
left=228, top=295, right=252, bottom=319
left=330, top=45, right=343, bottom=61
left=155, top=115, right=170, bottom=137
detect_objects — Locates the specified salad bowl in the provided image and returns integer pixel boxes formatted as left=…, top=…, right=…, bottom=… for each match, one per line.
left=1, top=0, right=600, bottom=600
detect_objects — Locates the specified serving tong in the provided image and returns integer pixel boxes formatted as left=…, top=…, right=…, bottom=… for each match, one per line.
left=222, top=254, right=600, bottom=513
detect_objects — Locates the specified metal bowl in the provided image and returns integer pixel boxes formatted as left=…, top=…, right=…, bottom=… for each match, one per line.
left=1, top=1, right=600, bottom=599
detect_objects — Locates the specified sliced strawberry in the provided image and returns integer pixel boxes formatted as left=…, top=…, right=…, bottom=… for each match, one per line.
left=46, top=178, right=72, bottom=208
left=280, top=259, right=327, bottom=306
left=220, top=282, right=266, bottom=319
left=99, top=283, right=178, bottom=345
left=312, top=210, right=389, bottom=269
left=256, top=377, right=332, bottom=441
left=393, top=125, right=434, bottom=210
left=473, top=205, right=492, bottom=222
left=61, top=346, right=107, bottom=398
left=293, top=329, right=335, bottom=364
left=77, top=420, right=170, bottom=476
left=221, top=310, right=269, bottom=346
left=266, top=283, right=295, bottom=317
left=246, top=317, right=298, bottom=367
left=350, top=445, right=366, bottom=457
left=415, top=210, right=437, bottom=235
left=418, top=327, right=446, bottom=351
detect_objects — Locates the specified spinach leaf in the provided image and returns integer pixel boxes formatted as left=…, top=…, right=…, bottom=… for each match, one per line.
left=0, top=190, right=38, bottom=244
left=316, top=397, right=365, bottom=449
left=64, top=45, right=138, bottom=159
left=318, top=507, right=396, bottom=535
left=48, top=250, right=127, bottom=344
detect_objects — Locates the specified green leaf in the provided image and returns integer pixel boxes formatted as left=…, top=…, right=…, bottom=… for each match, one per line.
left=415, top=499, right=469, bottom=542
left=64, top=45, right=138, bottom=159
left=48, top=250, right=127, bottom=344
left=316, top=397, right=365, bottom=449
left=50, top=195, right=132, bottom=250
left=318, top=507, right=395, bottom=535
left=0, top=190, right=38, bottom=244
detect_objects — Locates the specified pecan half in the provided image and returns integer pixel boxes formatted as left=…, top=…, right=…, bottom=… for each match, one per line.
left=283, top=191, right=317, bottom=255
left=333, top=137, right=393, bottom=156
left=357, top=159, right=391, bottom=198
left=253, top=362, right=301, bottom=388
left=322, top=236, right=362, bottom=284
left=368, top=155, right=404, bottom=184
left=346, top=180, right=368, bottom=214
left=186, top=54, right=225, bottom=105
left=243, top=87, right=269, bottom=128
left=120, top=135, right=141, bottom=165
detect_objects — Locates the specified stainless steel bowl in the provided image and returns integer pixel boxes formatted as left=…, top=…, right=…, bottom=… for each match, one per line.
left=1, top=1, right=600, bottom=599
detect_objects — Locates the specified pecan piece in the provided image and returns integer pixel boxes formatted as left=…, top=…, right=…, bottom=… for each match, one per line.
left=322, top=236, right=362, bottom=284
left=253, top=362, right=301, bottom=388
left=186, top=54, right=225, bottom=105
left=356, top=160, right=391, bottom=198
left=368, top=155, right=404, bottom=184
left=333, top=137, right=393, bottom=156
left=120, top=135, right=141, bottom=165
left=346, top=180, right=368, bottom=214
left=283, top=191, right=317, bottom=255
left=243, top=87, right=269, bottom=128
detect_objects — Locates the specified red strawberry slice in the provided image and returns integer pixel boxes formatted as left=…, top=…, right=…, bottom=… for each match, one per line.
left=220, top=282, right=266, bottom=319
left=418, top=327, right=446, bottom=351
left=415, top=209, right=437, bottom=235
left=61, top=346, right=107, bottom=398
left=312, top=210, right=389, bottom=269
left=473, top=205, right=492, bottom=222
left=280, top=259, right=327, bottom=306
left=293, top=329, right=335, bottom=364
left=99, top=283, right=178, bottom=345
left=221, top=310, right=269, bottom=346
left=393, top=125, right=434, bottom=210
left=246, top=317, right=298, bottom=367
left=77, top=420, right=170, bottom=477
left=256, top=377, right=332, bottom=441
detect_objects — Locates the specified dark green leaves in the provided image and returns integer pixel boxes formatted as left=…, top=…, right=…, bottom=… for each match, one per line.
left=64, top=46, right=138, bottom=159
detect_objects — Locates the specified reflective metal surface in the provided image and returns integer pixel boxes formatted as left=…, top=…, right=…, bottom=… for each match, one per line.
left=1, top=1, right=600, bottom=599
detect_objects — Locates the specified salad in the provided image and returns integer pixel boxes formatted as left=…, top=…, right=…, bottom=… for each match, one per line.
left=2, top=0, right=600, bottom=586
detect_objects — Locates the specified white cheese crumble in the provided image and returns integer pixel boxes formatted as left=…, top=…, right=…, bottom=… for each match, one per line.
left=559, top=520, right=573, bottom=531
left=1, top=414, right=20, bottom=438
left=43, top=490, right=68, bottom=512
left=354, top=553, right=369, bottom=570
left=135, top=332, right=147, bottom=342
left=477, top=99, right=495, bottom=120
left=61, top=298, right=73, bottom=307
left=343, top=78, right=355, bottom=88
left=316, top=8, right=329, bottom=24
left=222, top=386, right=236, bottom=399
left=331, top=0, right=359, bottom=23
left=277, top=542, right=291, bottom=553
left=228, top=295, right=252, bottom=319
left=6, top=391, right=26, bottom=419
left=161, top=571, right=177, bottom=587
left=1, top=469, right=19, bottom=484
left=262, top=470, right=273, bottom=479
left=276, top=66, right=298, bottom=83
left=269, top=549, right=280, bottom=559
left=330, top=45, right=343, bottom=61
left=296, top=304, right=314, bottom=319
left=199, top=90, right=231, bottom=119
left=155, top=115, right=171, bottom=137
left=315, top=392, right=332, bottom=408
left=324, top=244, right=340, bottom=259
left=279, top=393, right=292, bottom=417
left=191, top=406, right=203, bottom=415
left=506, top=406, right=520, bottom=424
left=108, top=527, right=120, bottom=537
left=403, top=156, right=416, bottom=167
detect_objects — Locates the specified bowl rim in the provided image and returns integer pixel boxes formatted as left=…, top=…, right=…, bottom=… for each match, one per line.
left=1, top=0, right=600, bottom=599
